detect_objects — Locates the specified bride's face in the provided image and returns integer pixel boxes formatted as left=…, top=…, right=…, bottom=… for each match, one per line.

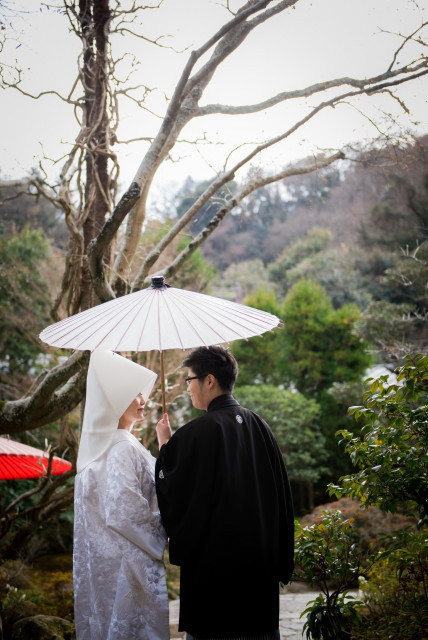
left=118, top=393, right=145, bottom=430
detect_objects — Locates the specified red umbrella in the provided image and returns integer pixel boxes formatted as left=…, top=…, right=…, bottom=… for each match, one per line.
left=0, top=437, right=72, bottom=480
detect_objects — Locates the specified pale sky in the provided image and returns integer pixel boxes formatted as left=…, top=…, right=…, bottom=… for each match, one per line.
left=1, top=0, right=427, bottom=197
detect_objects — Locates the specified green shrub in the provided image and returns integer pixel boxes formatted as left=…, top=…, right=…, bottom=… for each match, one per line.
left=2, top=584, right=42, bottom=624
left=300, top=497, right=416, bottom=561
left=301, top=592, right=362, bottom=640
left=0, top=555, right=74, bottom=636
left=329, top=354, right=428, bottom=524
left=352, top=530, right=428, bottom=639
left=324, top=354, right=428, bottom=639
left=293, top=511, right=365, bottom=639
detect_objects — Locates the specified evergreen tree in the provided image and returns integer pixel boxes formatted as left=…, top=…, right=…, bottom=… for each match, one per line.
left=231, top=289, right=285, bottom=386
left=0, top=227, right=52, bottom=398
left=234, top=384, right=325, bottom=513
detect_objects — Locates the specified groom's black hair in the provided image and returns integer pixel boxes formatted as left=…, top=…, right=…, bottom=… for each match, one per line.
left=182, top=345, right=238, bottom=393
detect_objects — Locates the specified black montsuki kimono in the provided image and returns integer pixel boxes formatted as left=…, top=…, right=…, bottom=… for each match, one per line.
left=155, top=394, right=294, bottom=639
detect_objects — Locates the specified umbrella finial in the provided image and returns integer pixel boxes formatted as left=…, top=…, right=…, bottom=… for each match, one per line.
left=150, top=276, right=170, bottom=290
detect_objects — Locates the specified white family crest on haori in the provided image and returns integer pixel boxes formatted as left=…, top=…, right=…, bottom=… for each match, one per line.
left=73, top=350, right=169, bottom=640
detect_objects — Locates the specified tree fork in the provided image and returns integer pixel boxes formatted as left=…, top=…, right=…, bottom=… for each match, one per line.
left=88, top=181, right=141, bottom=301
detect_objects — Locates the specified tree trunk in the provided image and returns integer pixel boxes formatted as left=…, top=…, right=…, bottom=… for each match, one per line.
left=80, top=0, right=111, bottom=311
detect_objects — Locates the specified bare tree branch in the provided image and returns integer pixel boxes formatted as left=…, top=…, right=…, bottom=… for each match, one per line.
left=131, top=62, right=428, bottom=289
left=158, top=150, right=345, bottom=283
left=196, top=60, right=428, bottom=117
left=87, top=182, right=141, bottom=300
left=384, top=20, right=428, bottom=72
left=111, top=0, right=293, bottom=289
left=0, top=351, right=89, bottom=434
left=112, top=7, right=428, bottom=292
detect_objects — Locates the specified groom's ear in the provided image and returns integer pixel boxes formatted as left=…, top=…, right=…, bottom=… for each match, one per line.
left=206, top=373, right=215, bottom=387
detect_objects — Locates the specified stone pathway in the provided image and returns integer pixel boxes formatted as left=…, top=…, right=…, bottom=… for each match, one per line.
left=169, top=585, right=338, bottom=640
left=278, top=590, right=315, bottom=639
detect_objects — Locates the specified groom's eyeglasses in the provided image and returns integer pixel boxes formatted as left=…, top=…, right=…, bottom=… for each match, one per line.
left=185, top=375, right=206, bottom=385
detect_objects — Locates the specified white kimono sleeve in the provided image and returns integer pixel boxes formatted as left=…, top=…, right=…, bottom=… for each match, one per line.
left=105, top=439, right=166, bottom=561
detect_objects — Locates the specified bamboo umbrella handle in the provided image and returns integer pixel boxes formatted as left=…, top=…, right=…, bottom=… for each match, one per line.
left=160, top=350, right=166, bottom=414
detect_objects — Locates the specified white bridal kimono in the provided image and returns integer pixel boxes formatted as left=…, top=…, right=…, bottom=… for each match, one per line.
left=73, top=351, right=169, bottom=640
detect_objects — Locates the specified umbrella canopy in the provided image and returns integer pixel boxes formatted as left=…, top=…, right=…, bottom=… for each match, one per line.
left=0, top=437, right=72, bottom=481
left=39, top=276, right=281, bottom=412
left=39, top=277, right=280, bottom=352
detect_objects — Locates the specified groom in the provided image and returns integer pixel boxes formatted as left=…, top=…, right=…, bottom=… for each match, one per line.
left=155, top=345, right=294, bottom=640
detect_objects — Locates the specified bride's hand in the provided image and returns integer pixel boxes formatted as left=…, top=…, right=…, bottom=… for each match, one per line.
left=156, top=413, right=172, bottom=448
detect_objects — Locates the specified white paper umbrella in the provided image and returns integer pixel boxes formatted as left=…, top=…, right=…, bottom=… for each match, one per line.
left=40, top=276, right=280, bottom=410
